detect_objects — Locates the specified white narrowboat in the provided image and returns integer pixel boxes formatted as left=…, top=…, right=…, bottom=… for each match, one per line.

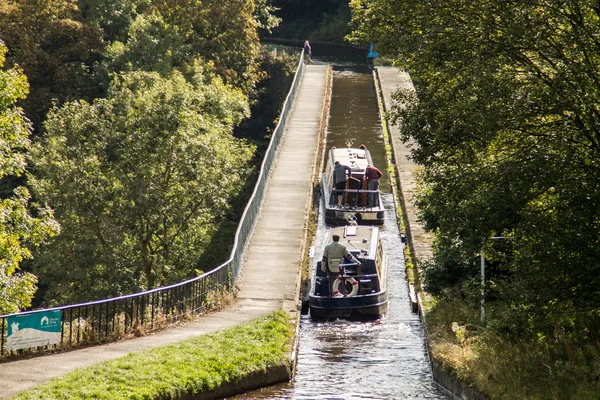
left=309, top=224, right=389, bottom=320
left=321, top=146, right=385, bottom=225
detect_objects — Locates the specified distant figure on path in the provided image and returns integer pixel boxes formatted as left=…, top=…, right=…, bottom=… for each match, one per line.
left=365, top=163, right=382, bottom=207
left=304, top=40, right=313, bottom=64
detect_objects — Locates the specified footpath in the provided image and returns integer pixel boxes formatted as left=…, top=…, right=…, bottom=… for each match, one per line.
left=375, top=67, right=434, bottom=269
left=0, top=64, right=331, bottom=400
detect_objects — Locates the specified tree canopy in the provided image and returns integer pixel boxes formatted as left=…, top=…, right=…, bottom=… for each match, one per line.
left=0, top=43, right=59, bottom=314
left=0, top=0, right=287, bottom=309
left=0, top=0, right=280, bottom=132
left=29, top=67, right=255, bottom=304
left=0, top=0, right=105, bottom=131
left=268, top=0, right=351, bottom=42
left=350, top=0, right=600, bottom=338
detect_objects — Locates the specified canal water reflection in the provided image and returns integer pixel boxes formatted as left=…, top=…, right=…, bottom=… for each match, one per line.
left=231, top=48, right=448, bottom=399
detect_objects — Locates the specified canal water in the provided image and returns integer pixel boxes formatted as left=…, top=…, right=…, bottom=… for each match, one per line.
left=232, top=46, right=449, bottom=399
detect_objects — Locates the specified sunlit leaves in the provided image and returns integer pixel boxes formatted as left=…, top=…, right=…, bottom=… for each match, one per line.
left=0, top=48, right=29, bottom=179
left=350, top=0, right=600, bottom=335
left=0, top=0, right=104, bottom=130
left=152, top=0, right=264, bottom=92
left=100, top=11, right=189, bottom=77
left=29, top=68, right=255, bottom=304
left=0, top=44, right=59, bottom=314
left=253, top=0, right=282, bottom=33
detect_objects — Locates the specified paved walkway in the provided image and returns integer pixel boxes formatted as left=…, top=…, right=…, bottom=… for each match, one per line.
left=237, top=64, right=329, bottom=312
left=375, top=66, right=434, bottom=265
left=0, top=64, right=331, bottom=399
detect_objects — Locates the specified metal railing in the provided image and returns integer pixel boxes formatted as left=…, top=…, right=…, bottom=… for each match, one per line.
left=330, top=188, right=382, bottom=208
left=0, top=50, right=307, bottom=359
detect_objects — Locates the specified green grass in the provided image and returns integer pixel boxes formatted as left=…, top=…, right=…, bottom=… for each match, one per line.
left=14, top=311, right=294, bottom=400
left=426, top=299, right=600, bottom=399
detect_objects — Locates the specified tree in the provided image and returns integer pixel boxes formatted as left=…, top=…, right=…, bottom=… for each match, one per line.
left=98, top=11, right=190, bottom=78
left=234, top=48, right=297, bottom=141
left=0, top=0, right=104, bottom=131
left=94, top=0, right=279, bottom=95
left=349, top=0, right=600, bottom=336
left=253, top=0, right=282, bottom=35
left=79, top=0, right=151, bottom=43
left=269, top=0, right=350, bottom=42
left=29, top=66, right=255, bottom=305
left=151, top=0, right=266, bottom=93
left=0, top=43, right=59, bottom=314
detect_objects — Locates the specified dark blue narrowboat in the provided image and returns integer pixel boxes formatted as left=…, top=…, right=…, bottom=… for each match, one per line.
left=309, top=224, right=389, bottom=320
left=321, top=146, right=385, bottom=225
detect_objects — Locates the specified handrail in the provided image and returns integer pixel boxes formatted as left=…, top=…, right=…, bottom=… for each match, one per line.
left=229, top=48, right=306, bottom=283
left=0, top=49, right=307, bottom=359
left=326, top=273, right=379, bottom=280
left=333, top=189, right=381, bottom=193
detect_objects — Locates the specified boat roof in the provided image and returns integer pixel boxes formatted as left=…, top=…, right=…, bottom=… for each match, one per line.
left=329, top=225, right=379, bottom=258
left=329, top=147, right=373, bottom=172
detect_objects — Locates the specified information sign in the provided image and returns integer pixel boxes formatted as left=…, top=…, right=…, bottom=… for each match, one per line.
left=6, top=310, right=62, bottom=351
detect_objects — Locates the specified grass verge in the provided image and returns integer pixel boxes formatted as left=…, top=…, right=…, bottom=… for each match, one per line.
left=426, top=298, right=600, bottom=399
left=14, top=311, right=294, bottom=400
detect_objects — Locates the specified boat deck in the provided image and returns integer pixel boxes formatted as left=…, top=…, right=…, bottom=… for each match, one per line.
left=309, top=225, right=388, bottom=320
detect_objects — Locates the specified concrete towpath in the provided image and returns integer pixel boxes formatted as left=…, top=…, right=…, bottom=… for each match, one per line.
left=375, top=66, right=434, bottom=265
left=0, top=64, right=331, bottom=399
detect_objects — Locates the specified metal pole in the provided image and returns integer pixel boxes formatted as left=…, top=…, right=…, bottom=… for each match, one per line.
left=1, top=318, right=5, bottom=357
left=481, top=251, right=486, bottom=326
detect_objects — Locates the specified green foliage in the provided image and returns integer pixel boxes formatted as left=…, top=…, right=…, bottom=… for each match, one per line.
left=351, top=0, right=600, bottom=333
left=13, top=311, right=293, bottom=400
left=309, top=4, right=351, bottom=43
left=98, top=11, right=190, bottom=78
left=29, top=68, right=255, bottom=304
left=0, top=44, right=59, bottom=314
left=0, top=0, right=105, bottom=131
left=269, top=0, right=351, bottom=42
left=1, top=0, right=280, bottom=131
left=352, top=0, right=600, bottom=395
left=254, top=0, right=282, bottom=34
left=79, top=0, right=151, bottom=42
left=152, top=0, right=265, bottom=93
left=94, top=0, right=277, bottom=95
left=235, top=47, right=298, bottom=141
left=426, top=299, right=600, bottom=399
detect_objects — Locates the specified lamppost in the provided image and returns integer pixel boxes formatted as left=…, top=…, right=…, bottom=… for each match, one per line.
left=481, top=236, right=506, bottom=326
left=480, top=250, right=486, bottom=326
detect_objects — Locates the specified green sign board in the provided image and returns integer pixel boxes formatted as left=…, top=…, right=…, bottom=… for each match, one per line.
left=6, top=310, right=62, bottom=351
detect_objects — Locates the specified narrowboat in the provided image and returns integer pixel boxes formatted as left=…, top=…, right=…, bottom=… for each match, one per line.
left=309, top=224, right=389, bottom=320
left=321, top=146, right=385, bottom=225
